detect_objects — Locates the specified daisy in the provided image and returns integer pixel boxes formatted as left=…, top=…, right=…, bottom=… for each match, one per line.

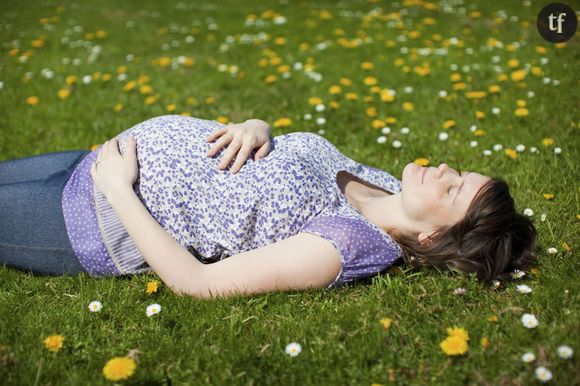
left=516, top=285, right=532, bottom=294
left=521, top=313, right=539, bottom=328
left=557, top=345, right=573, bottom=359
left=438, top=132, right=448, bottom=141
left=511, top=269, right=526, bottom=279
left=88, top=301, right=103, bottom=312
left=523, top=208, right=534, bottom=217
left=521, top=352, right=536, bottom=363
left=547, top=248, right=558, bottom=254
left=285, top=342, right=302, bottom=357
left=392, top=140, right=402, bottom=149
left=453, top=287, right=466, bottom=295
left=146, top=303, right=162, bottom=317
left=535, top=366, right=553, bottom=382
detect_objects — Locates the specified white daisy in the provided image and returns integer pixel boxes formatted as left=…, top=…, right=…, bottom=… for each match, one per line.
left=315, top=104, right=325, bottom=112
left=316, top=117, right=326, bottom=125
left=557, top=345, right=573, bottom=359
left=400, top=127, right=410, bottom=134
left=493, top=144, right=503, bottom=151
left=285, top=342, right=302, bottom=357
left=470, top=140, right=478, bottom=147
left=535, top=366, right=553, bottom=382
left=303, top=113, right=312, bottom=120
left=540, top=213, right=547, bottom=222
left=521, top=313, right=539, bottom=328
left=492, top=280, right=501, bottom=288
left=376, top=136, right=387, bottom=144
left=554, top=147, right=562, bottom=154
left=453, top=287, right=466, bottom=295
left=482, top=149, right=492, bottom=156
left=516, top=144, right=525, bottom=152
left=521, top=352, right=536, bottom=363
left=146, top=303, right=162, bottom=317
left=547, top=247, right=558, bottom=254
left=516, top=285, right=532, bottom=294
left=88, top=301, right=102, bottom=312
left=491, top=107, right=501, bottom=114
left=392, top=140, right=402, bottom=149
left=438, top=132, right=448, bottom=141
left=530, top=146, right=538, bottom=153
left=381, top=127, right=391, bottom=134
left=523, top=208, right=534, bottom=217
left=511, top=269, right=526, bottom=279
left=438, top=90, right=448, bottom=98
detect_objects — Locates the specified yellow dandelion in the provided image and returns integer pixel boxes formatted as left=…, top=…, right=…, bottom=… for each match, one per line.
left=536, top=46, right=547, bottom=54
left=182, top=57, right=195, bottom=67
left=380, top=318, right=392, bottom=330
left=562, top=242, right=571, bottom=253
left=96, top=30, right=107, bottom=39
left=384, top=117, right=397, bottom=124
left=414, top=158, right=429, bottom=166
left=43, top=334, right=65, bottom=353
left=443, top=120, right=456, bottom=129
left=31, top=39, right=45, bottom=48
left=216, top=116, right=228, bottom=124
left=361, top=62, right=375, bottom=70
left=475, top=111, right=485, bottom=120
left=480, top=337, right=490, bottom=349
left=101, top=73, right=112, bottom=82
left=508, top=59, right=520, bottom=68
left=505, top=148, right=517, bottom=159
left=269, top=56, right=282, bottom=66
left=274, top=37, right=286, bottom=45
left=90, top=144, right=100, bottom=151
left=144, top=95, right=157, bottom=105
left=339, top=77, right=352, bottom=87
left=371, top=119, right=385, bottom=129
left=146, top=280, right=159, bottom=294
left=114, top=103, right=123, bottom=112
left=487, top=315, right=499, bottom=323
left=123, top=81, right=136, bottom=92
left=186, top=96, right=198, bottom=106
left=65, top=75, right=78, bottom=86
left=469, top=11, right=481, bottom=18
left=308, top=97, right=323, bottom=106
left=329, top=85, right=342, bottom=95
left=8, top=48, right=19, bottom=57
left=366, top=107, right=377, bottom=117
left=139, top=84, right=153, bottom=94
left=465, top=91, right=487, bottom=100
left=117, top=65, right=128, bottom=74
left=543, top=193, right=554, bottom=200
left=102, top=357, right=137, bottom=381
left=158, top=57, right=171, bottom=67
left=277, top=64, right=290, bottom=73
left=330, top=101, right=340, bottom=109
left=393, top=58, right=405, bottom=67
left=452, top=82, right=466, bottom=91
left=57, top=88, right=70, bottom=99
left=474, top=129, right=486, bottom=137
left=440, top=336, right=468, bottom=356
left=402, top=102, right=414, bottom=111
left=206, top=96, right=215, bottom=104
left=180, top=112, right=191, bottom=117
left=408, top=30, right=421, bottom=39
left=450, top=73, right=462, bottom=82
left=363, top=96, right=374, bottom=103
left=26, top=96, right=39, bottom=106
left=273, top=117, right=292, bottom=128
left=515, top=107, right=529, bottom=117
left=510, top=69, right=526, bottom=82
left=446, top=327, right=469, bottom=342
left=380, top=90, right=395, bottom=102
left=166, top=104, right=176, bottom=113
left=345, top=92, right=358, bottom=101
left=542, top=138, right=554, bottom=146
left=530, top=267, right=540, bottom=275
left=364, top=76, right=378, bottom=86
left=497, top=73, right=508, bottom=82
left=488, top=84, right=501, bottom=94
left=138, top=75, right=150, bottom=85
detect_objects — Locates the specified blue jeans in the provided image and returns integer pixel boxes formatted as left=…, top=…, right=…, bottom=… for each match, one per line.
left=0, top=150, right=90, bottom=276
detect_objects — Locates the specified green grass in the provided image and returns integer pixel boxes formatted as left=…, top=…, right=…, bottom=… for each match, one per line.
left=1, top=0, right=579, bottom=384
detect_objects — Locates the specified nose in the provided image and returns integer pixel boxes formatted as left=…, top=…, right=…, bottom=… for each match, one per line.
left=435, top=163, right=450, bottom=178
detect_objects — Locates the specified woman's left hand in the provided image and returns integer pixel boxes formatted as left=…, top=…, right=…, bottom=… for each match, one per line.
left=90, top=136, right=139, bottom=200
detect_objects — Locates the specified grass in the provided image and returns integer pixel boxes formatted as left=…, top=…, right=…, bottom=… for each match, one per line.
left=1, top=0, right=579, bottom=384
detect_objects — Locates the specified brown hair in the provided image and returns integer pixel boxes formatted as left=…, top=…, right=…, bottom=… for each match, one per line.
left=390, top=177, right=539, bottom=284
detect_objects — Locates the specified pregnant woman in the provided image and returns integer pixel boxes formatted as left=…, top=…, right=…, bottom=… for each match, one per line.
left=0, top=115, right=538, bottom=298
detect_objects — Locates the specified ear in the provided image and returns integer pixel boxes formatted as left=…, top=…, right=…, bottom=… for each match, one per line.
left=417, top=231, right=433, bottom=246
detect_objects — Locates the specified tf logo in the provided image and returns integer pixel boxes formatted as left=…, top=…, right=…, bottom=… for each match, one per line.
left=537, top=3, right=577, bottom=43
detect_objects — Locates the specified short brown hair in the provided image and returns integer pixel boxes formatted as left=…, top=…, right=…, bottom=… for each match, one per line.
left=390, top=178, right=539, bottom=284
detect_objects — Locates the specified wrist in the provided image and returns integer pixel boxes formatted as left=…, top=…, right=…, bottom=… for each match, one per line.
left=107, top=184, right=137, bottom=207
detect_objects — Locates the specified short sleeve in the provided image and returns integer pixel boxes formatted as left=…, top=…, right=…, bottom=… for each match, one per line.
left=299, top=215, right=402, bottom=289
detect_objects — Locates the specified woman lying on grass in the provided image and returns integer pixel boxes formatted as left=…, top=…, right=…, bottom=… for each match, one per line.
left=0, top=115, right=538, bottom=298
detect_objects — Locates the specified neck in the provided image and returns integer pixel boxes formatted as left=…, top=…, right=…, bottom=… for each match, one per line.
left=355, top=191, right=418, bottom=237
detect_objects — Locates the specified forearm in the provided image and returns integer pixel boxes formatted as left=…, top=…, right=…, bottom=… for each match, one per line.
left=106, top=186, right=204, bottom=296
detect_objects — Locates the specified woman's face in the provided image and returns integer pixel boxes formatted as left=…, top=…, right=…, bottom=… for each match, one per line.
left=401, top=162, right=491, bottom=234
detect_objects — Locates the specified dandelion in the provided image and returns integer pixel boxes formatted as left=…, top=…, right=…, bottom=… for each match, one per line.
left=380, top=318, right=392, bottom=330
left=521, top=352, right=536, bottom=363
left=523, top=208, right=534, bottom=217
left=521, top=313, right=539, bottom=328
left=557, top=345, right=573, bottom=359
left=515, top=107, right=529, bottom=117
left=547, top=247, right=558, bottom=254
left=542, top=138, right=554, bottom=146
left=505, top=148, right=517, bottom=159
left=543, top=194, right=554, bottom=200
left=535, top=366, right=553, bottom=383
left=442, top=120, right=455, bottom=129
left=146, top=303, right=162, bottom=317
left=43, top=334, right=65, bottom=352
left=480, top=337, right=490, bottom=349
left=146, top=280, right=159, bottom=295
left=487, top=315, right=499, bottom=323
left=285, top=342, right=302, bottom=357
left=446, top=327, right=469, bottom=342
left=453, top=287, right=466, bottom=295
left=102, top=356, right=137, bottom=381
left=516, top=285, right=532, bottom=294
left=88, top=301, right=103, bottom=312
left=414, top=158, right=429, bottom=166
left=273, top=117, right=292, bottom=128
left=26, top=96, right=39, bottom=106
left=58, top=88, right=71, bottom=99
left=440, top=335, right=468, bottom=356
left=328, top=85, right=341, bottom=94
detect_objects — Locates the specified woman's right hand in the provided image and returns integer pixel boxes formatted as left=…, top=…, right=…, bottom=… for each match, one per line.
left=206, top=119, right=272, bottom=174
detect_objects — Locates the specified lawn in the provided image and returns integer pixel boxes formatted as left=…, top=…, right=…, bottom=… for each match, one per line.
left=0, top=0, right=578, bottom=385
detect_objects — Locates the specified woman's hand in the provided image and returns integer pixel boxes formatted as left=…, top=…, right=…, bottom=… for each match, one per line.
left=90, top=136, right=139, bottom=200
left=206, top=119, right=271, bottom=174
